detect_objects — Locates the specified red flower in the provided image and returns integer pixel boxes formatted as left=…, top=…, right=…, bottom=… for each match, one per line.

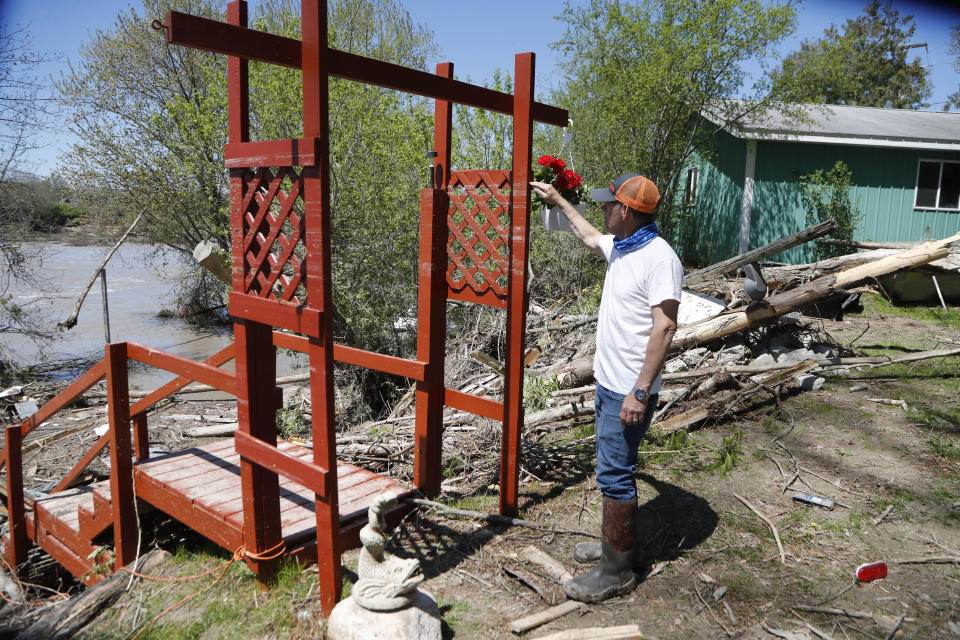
left=549, top=157, right=566, bottom=172
left=538, top=155, right=554, bottom=166
left=560, top=169, right=581, bottom=189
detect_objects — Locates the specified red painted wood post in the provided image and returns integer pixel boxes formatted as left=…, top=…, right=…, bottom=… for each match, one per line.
left=132, top=413, right=149, bottom=461
left=413, top=187, right=449, bottom=496
left=4, top=425, right=27, bottom=572
left=301, top=0, right=341, bottom=616
left=500, top=53, right=535, bottom=517
left=433, top=62, right=453, bottom=189
left=227, top=0, right=282, bottom=584
left=235, top=319, right=282, bottom=582
left=106, top=342, right=137, bottom=568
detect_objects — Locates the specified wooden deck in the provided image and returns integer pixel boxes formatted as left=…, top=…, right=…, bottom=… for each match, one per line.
left=24, top=439, right=412, bottom=582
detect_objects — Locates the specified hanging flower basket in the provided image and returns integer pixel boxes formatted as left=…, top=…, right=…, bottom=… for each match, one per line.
left=543, top=201, right=585, bottom=232
left=533, top=154, right=586, bottom=233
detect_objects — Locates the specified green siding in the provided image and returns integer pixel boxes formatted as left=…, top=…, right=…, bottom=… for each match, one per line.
left=676, top=129, right=745, bottom=265
left=687, top=134, right=960, bottom=265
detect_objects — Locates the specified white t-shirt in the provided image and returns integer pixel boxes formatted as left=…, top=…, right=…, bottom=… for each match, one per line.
left=593, top=235, right=684, bottom=395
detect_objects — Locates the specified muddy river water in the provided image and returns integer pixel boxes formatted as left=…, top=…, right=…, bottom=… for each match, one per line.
left=4, top=242, right=306, bottom=390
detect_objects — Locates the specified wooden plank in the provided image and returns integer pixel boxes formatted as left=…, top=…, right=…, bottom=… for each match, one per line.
left=32, top=500, right=87, bottom=554
left=134, top=472, right=243, bottom=551
left=163, top=10, right=568, bottom=126
left=272, top=331, right=428, bottom=381
left=138, top=449, right=240, bottom=481
left=229, top=291, right=322, bottom=336
left=445, top=388, right=504, bottom=421
left=332, top=344, right=427, bottom=381
left=126, top=342, right=238, bottom=396
left=134, top=441, right=237, bottom=474
left=0, top=360, right=106, bottom=470
left=52, top=432, right=110, bottom=493
left=129, top=343, right=236, bottom=416
left=27, top=514, right=100, bottom=586
left=225, top=138, right=320, bottom=168
left=4, top=425, right=27, bottom=569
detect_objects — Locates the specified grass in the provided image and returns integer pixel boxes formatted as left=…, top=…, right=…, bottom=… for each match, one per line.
left=861, top=293, right=960, bottom=332
left=928, top=436, right=960, bottom=460
left=84, top=551, right=317, bottom=640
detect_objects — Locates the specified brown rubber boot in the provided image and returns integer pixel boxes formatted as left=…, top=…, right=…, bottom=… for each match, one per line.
left=564, top=496, right=638, bottom=603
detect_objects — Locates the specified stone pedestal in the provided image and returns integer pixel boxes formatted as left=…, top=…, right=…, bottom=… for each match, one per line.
left=325, top=590, right=441, bottom=640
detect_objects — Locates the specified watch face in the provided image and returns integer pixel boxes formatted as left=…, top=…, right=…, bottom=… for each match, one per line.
left=634, top=388, right=648, bottom=402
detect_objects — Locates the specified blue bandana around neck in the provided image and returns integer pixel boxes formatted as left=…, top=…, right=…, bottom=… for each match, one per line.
left=613, top=222, right=658, bottom=254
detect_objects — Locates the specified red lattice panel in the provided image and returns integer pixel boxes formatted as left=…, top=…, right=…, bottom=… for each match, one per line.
left=447, top=170, right=512, bottom=307
left=239, top=166, right=307, bottom=304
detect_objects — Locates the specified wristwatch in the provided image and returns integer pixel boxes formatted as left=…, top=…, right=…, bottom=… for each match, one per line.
left=632, top=387, right=649, bottom=403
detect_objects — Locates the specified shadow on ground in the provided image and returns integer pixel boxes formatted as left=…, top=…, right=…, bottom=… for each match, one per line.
left=634, top=473, right=719, bottom=566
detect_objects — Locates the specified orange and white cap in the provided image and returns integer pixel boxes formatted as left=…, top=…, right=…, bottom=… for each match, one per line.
left=589, top=174, right=660, bottom=214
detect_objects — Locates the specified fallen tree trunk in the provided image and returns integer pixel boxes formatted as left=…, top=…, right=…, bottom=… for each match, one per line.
left=672, top=232, right=960, bottom=352
left=16, top=549, right=169, bottom=640
left=543, top=354, right=595, bottom=388
left=683, top=219, right=837, bottom=289
left=192, top=239, right=232, bottom=286
left=764, top=246, right=960, bottom=290
left=816, top=238, right=917, bottom=250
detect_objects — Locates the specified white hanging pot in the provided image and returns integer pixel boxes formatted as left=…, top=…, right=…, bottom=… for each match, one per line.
left=542, top=202, right=585, bottom=232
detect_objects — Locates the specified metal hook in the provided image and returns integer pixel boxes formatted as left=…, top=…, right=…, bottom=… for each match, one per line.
left=150, top=18, right=168, bottom=33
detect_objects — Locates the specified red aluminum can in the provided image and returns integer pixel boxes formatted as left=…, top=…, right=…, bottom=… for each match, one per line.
left=856, top=561, right=888, bottom=582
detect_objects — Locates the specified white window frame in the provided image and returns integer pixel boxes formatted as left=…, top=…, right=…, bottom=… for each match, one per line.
left=914, top=158, right=960, bottom=212
left=684, top=166, right=700, bottom=207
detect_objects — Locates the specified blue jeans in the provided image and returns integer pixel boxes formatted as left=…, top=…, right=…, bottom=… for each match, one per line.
left=594, top=383, right=658, bottom=501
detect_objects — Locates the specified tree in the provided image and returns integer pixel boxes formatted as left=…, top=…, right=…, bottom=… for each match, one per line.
left=799, top=161, right=862, bottom=261
left=552, top=0, right=799, bottom=245
left=0, top=24, right=57, bottom=378
left=946, top=25, right=960, bottom=111
left=772, top=0, right=931, bottom=108
left=58, top=0, right=436, bottom=356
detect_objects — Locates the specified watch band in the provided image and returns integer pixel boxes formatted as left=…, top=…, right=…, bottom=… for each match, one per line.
left=632, top=387, right=649, bottom=402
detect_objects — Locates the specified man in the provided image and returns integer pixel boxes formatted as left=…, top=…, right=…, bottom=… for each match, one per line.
left=529, top=174, right=683, bottom=603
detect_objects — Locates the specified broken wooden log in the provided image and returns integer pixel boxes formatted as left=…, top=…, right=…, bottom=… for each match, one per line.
left=16, top=549, right=170, bottom=640
left=508, top=601, right=583, bottom=635
left=683, top=219, right=838, bottom=289
left=654, top=360, right=819, bottom=434
left=520, top=545, right=573, bottom=585
left=816, top=238, right=917, bottom=250
left=764, top=244, right=960, bottom=291
left=192, top=239, right=232, bottom=287
left=543, top=355, right=595, bottom=388
left=532, top=625, right=643, bottom=640
left=672, top=232, right=960, bottom=352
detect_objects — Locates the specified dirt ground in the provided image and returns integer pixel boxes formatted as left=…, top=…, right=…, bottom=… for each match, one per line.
left=2, top=299, right=959, bottom=639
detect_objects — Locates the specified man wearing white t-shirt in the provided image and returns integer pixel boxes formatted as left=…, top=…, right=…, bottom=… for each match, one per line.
left=530, top=174, right=683, bottom=603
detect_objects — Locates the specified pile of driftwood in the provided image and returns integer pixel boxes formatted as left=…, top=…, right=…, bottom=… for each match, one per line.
left=322, top=224, right=960, bottom=492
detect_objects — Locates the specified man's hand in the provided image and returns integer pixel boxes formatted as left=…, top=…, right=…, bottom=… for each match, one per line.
left=529, top=181, right=565, bottom=207
left=620, top=392, right=648, bottom=428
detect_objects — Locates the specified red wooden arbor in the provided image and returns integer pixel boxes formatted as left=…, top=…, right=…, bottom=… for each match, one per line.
left=1, top=0, right=567, bottom=615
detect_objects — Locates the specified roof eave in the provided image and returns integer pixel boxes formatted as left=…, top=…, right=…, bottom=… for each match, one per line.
left=736, top=130, right=960, bottom=151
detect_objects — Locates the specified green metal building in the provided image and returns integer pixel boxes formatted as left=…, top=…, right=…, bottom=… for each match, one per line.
left=678, top=103, right=960, bottom=265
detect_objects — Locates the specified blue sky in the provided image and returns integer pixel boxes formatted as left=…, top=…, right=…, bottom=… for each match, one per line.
left=3, top=0, right=959, bottom=177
